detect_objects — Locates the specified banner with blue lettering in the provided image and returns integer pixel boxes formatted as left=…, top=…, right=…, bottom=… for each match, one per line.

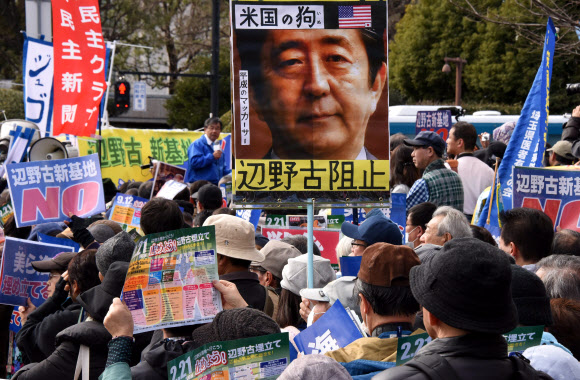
left=294, top=300, right=363, bottom=355
left=23, top=36, right=54, bottom=137
left=513, top=166, right=580, bottom=231
left=477, top=18, right=556, bottom=236
left=0, top=237, right=74, bottom=307
left=7, top=153, right=105, bottom=227
left=236, top=208, right=261, bottom=228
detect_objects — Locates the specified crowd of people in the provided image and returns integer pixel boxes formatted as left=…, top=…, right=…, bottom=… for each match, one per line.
left=0, top=114, right=579, bottom=380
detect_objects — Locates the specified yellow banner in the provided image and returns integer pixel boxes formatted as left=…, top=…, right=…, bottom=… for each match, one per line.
left=235, top=159, right=389, bottom=192
left=78, top=128, right=227, bottom=185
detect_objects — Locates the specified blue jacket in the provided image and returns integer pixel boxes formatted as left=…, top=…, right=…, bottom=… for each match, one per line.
left=185, top=135, right=230, bottom=184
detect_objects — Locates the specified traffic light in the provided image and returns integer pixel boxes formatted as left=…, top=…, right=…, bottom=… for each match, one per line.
left=114, top=80, right=131, bottom=109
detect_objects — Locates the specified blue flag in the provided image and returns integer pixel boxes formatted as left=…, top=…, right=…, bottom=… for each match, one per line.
left=294, top=300, right=363, bottom=355
left=478, top=18, right=556, bottom=237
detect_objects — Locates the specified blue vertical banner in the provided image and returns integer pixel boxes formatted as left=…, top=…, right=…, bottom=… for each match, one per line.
left=478, top=18, right=556, bottom=236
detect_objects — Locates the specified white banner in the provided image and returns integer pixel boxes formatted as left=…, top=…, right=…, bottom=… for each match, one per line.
left=23, top=37, right=54, bottom=137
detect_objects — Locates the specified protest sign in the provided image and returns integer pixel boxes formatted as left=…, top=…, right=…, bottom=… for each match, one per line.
left=513, top=166, right=580, bottom=231
left=38, top=233, right=81, bottom=252
left=327, top=215, right=345, bottom=229
left=7, top=154, right=105, bottom=227
left=151, top=162, right=187, bottom=199
left=51, top=0, right=107, bottom=136
left=156, top=180, right=188, bottom=200
left=294, top=300, right=363, bottom=355
left=339, top=256, right=362, bottom=277
left=395, top=333, right=432, bottom=366
left=231, top=0, right=390, bottom=205
left=502, top=325, right=543, bottom=354
left=109, top=193, right=148, bottom=234
left=0, top=237, right=74, bottom=307
left=236, top=209, right=262, bottom=229
left=287, top=215, right=327, bottom=229
left=23, top=36, right=54, bottom=137
left=77, top=128, right=230, bottom=185
left=167, top=332, right=290, bottom=380
left=122, top=226, right=222, bottom=334
left=415, top=110, right=453, bottom=141
left=262, top=227, right=340, bottom=264
left=265, top=214, right=286, bottom=228
left=0, top=202, right=14, bottom=227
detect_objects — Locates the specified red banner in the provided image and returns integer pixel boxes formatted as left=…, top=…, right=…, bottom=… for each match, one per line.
left=261, top=227, right=340, bottom=264
left=52, top=0, right=106, bottom=136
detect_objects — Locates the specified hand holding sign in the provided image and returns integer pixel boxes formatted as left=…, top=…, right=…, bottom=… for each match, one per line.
left=104, top=298, right=134, bottom=339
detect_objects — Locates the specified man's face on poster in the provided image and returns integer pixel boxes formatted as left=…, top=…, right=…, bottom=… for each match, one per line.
left=253, top=29, right=386, bottom=159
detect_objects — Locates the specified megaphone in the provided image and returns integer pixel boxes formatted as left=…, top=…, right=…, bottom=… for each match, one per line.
left=0, top=119, right=41, bottom=144
left=28, top=137, right=79, bottom=161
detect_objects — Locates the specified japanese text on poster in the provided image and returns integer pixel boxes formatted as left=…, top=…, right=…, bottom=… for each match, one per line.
left=415, top=110, right=452, bottom=141
left=502, top=325, right=543, bottom=354
left=109, top=193, right=148, bottom=234
left=262, top=227, right=339, bottom=264
left=7, top=154, right=105, bottom=227
left=122, top=226, right=222, bottom=334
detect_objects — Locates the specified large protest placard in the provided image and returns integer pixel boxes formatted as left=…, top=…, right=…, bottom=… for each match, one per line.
left=7, top=154, right=105, bottom=227
left=77, top=128, right=230, bottom=185
left=415, top=110, right=453, bottom=141
left=109, top=193, right=148, bottom=234
left=513, top=166, right=580, bottom=231
left=122, top=226, right=222, bottom=333
left=167, top=333, right=290, bottom=380
left=231, top=0, right=390, bottom=205
left=0, top=238, right=74, bottom=307
left=156, top=180, right=189, bottom=200
left=262, top=227, right=340, bottom=264
left=151, top=162, right=187, bottom=199
left=294, top=300, right=363, bottom=355
left=502, top=325, right=543, bottom=354
left=51, top=0, right=107, bottom=136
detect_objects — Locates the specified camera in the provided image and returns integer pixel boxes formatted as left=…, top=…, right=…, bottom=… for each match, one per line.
left=566, top=83, right=580, bottom=96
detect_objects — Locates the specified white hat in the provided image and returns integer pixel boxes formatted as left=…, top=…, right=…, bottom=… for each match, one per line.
left=281, top=255, right=336, bottom=296
left=203, top=214, right=264, bottom=262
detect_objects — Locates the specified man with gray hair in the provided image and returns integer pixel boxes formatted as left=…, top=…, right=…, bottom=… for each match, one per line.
left=535, top=254, right=580, bottom=301
left=419, top=206, right=472, bottom=247
left=551, top=229, right=580, bottom=256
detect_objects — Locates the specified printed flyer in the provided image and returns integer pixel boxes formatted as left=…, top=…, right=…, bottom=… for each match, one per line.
left=151, top=162, right=186, bottom=199
left=168, top=332, right=290, bottom=380
left=109, top=193, right=148, bottom=234
left=122, top=226, right=222, bottom=334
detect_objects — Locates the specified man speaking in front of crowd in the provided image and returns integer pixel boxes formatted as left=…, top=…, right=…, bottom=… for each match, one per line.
left=236, top=27, right=387, bottom=160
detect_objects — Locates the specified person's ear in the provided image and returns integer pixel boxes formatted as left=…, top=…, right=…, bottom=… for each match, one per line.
left=443, top=232, right=452, bottom=243
left=369, top=62, right=387, bottom=113
left=457, top=138, right=465, bottom=149
left=265, top=271, right=274, bottom=287
left=425, top=308, right=440, bottom=328
left=509, top=242, right=518, bottom=259
left=359, top=293, right=370, bottom=316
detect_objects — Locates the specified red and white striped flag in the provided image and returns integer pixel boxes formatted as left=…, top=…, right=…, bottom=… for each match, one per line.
left=338, top=5, right=372, bottom=28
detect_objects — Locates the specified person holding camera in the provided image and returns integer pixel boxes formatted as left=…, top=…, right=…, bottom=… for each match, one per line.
left=561, top=105, right=580, bottom=159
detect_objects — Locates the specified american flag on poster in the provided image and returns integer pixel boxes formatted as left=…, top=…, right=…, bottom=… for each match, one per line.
left=338, top=5, right=372, bottom=28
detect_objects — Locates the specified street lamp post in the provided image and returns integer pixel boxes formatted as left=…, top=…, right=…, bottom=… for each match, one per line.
left=442, top=57, right=467, bottom=106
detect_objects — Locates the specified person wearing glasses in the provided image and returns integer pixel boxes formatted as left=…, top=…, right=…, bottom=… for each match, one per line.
left=340, top=214, right=402, bottom=256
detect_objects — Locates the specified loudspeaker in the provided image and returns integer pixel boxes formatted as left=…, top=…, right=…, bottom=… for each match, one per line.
left=0, top=120, right=41, bottom=143
left=29, top=137, right=79, bottom=161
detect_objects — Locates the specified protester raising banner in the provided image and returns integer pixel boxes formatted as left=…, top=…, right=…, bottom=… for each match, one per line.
left=6, top=153, right=105, bottom=227
left=477, top=18, right=556, bottom=237
left=51, top=0, right=107, bottom=136
left=231, top=0, right=390, bottom=205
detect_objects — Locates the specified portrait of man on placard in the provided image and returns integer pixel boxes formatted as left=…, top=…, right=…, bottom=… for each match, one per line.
left=234, top=26, right=389, bottom=160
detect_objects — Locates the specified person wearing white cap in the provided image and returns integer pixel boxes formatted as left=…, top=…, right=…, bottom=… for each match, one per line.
left=203, top=214, right=274, bottom=316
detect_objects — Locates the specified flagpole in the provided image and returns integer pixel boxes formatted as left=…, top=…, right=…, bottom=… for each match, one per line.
left=487, top=157, right=500, bottom=225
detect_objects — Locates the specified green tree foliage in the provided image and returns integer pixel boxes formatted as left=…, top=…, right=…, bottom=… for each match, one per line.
left=165, top=46, right=230, bottom=130
left=390, top=0, right=580, bottom=113
left=0, top=1, right=25, bottom=80
left=0, top=89, right=25, bottom=119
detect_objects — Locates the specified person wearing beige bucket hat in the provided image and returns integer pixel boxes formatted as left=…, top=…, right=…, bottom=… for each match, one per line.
left=203, top=214, right=275, bottom=316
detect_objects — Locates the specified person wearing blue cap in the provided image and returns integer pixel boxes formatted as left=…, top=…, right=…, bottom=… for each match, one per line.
left=403, top=131, right=464, bottom=213
left=341, top=215, right=403, bottom=256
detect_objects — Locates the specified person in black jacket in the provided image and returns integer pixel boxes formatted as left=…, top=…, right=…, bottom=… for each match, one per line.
left=374, top=238, right=553, bottom=380
left=13, top=261, right=129, bottom=380
left=561, top=104, right=580, bottom=158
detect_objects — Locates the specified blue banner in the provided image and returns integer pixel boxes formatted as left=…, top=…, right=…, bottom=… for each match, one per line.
left=339, top=256, right=362, bottom=277
left=294, top=300, right=363, bottom=355
left=37, top=233, right=81, bottom=252
left=7, top=154, right=105, bottom=227
left=513, top=167, right=580, bottom=231
left=478, top=18, right=556, bottom=236
left=0, top=237, right=74, bottom=307
left=415, top=110, right=453, bottom=141
left=236, top=208, right=261, bottom=228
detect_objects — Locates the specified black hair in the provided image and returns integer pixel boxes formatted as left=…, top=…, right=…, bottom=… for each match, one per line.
left=125, top=188, right=139, bottom=196
left=237, top=28, right=385, bottom=106
left=138, top=181, right=154, bottom=200
left=451, top=121, right=477, bottom=151
left=118, top=181, right=130, bottom=193
left=68, top=249, right=100, bottom=294
left=189, top=180, right=211, bottom=198
left=212, top=207, right=236, bottom=216
left=470, top=225, right=497, bottom=247
left=408, top=202, right=437, bottom=231
left=127, top=181, right=142, bottom=190
left=204, top=117, right=223, bottom=129
left=228, top=257, right=252, bottom=269
left=281, top=235, right=321, bottom=256
left=3, top=215, right=32, bottom=239
left=275, top=288, right=303, bottom=328
left=500, top=207, right=554, bottom=263
left=553, top=152, right=576, bottom=166
left=183, top=212, right=194, bottom=227
left=390, top=133, right=407, bottom=152
left=140, top=198, right=184, bottom=235
left=390, top=145, right=420, bottom=189
left=192, top=209, right=213, bottom=227
left=173, top=186, right=191, bottom=202
left=552, top=229, right=580, bottom=256
left=357, top=280, right=419, bottom=317
left=197, top=184, right=223, bottom=211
